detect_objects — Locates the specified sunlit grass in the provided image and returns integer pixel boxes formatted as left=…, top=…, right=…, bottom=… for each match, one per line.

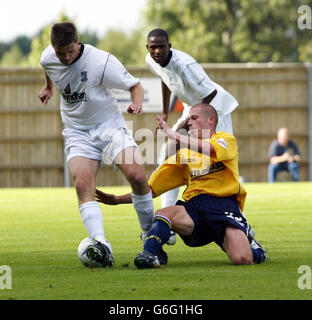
left=0, top=182, right=311, bottom=300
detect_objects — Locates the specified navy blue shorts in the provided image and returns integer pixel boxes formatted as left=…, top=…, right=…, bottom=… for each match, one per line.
left=176, top=194, right=249, bottom=249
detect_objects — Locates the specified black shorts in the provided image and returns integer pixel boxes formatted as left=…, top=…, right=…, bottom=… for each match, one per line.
left=176, top=194, right=249, bottom=249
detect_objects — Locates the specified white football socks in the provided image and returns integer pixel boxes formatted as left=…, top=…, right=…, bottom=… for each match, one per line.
left=131, top=190, right=154, bottom=232
left=79, top=201, right=106, bottom=242
left=161, top=187, right=180, bottom=208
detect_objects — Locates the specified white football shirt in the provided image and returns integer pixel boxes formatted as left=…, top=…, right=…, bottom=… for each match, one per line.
left=146, top=48, right=238, bottom=116
left=40, top=44, right=140, bottom=130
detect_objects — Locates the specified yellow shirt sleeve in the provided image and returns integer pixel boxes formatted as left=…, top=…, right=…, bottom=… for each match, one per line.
left=148, top=153, right=186, bottom=197
left=209, top=132, right=237, bottom=161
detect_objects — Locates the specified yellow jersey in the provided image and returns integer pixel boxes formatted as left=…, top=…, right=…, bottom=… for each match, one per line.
left=148, top=131, right=247, bottom=211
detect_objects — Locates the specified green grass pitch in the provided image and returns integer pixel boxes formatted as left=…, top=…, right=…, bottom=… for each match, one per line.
left=0, top=182, right=311, bottom=300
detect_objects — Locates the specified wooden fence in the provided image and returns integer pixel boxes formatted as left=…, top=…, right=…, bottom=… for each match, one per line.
left=0, top=64, right=310, bottom=187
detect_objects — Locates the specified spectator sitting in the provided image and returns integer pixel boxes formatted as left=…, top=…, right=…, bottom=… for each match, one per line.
left=268, top=127, right=301, bottom=183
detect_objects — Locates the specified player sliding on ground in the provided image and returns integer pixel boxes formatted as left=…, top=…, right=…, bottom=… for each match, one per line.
left=145, top=29, right=239, bottom=247
left=96, top=103, right=267, bottom=268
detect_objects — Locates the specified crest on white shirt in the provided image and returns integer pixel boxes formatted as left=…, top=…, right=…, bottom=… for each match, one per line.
left=80, top=71, right=88, bottom=82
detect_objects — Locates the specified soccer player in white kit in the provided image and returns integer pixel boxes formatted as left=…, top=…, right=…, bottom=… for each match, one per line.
left=146, top=29, right=239, bottom=238
left=38, top=22, right=155, bottom=267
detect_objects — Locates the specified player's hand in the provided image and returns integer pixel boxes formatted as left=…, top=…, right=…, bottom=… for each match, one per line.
left=95, top=189, right=119, bottom=205
left=156, top=115, right=176, bottom=139
left=155, top=113, right=168, bottom=134
left=127, top=104, right=142, bottom=115
left=38, top=87, right=53, bottom=105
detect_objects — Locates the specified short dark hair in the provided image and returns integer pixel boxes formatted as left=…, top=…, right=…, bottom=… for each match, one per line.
left=51, top=22, right=78, bottom=47
left=147, top=28, right=169, bottom=42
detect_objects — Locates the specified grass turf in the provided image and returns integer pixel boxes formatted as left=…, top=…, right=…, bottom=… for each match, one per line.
left=0, top=182, right=311, bottom=300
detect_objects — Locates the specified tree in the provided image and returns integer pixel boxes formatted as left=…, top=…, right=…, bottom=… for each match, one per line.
left=142, top=0, right=312, bottom=63
left=79, top=30, right=98, bottom=47
left=97, top=29, right=146, bottom=66
left=0, top=44, right=27, bottom=66
left=0, top=42, right=10, bottom=60
left=0, top=36, right=31, bottom=64
left=27, top=25, right=51, bottom=66
left=15, top=36, right=32, bottom=56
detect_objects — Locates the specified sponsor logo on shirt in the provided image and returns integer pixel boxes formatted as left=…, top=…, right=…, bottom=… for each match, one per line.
left=62, top=83, right=87, bottom=104
left=190, top=161, right=225, bottom=179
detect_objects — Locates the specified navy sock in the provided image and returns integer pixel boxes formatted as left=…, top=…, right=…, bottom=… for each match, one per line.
left=144, top=215, right=171, bottom=256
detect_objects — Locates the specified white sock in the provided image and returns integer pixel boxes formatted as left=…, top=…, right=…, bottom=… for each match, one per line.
left=79, top=201, right=106, bottom=240
left=161, top=187, right=180, bottom=208
left=131, top=191, right=154, bottom=232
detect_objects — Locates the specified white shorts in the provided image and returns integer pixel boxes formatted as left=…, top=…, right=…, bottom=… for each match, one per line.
left=62, top=118, right=138, bottom=165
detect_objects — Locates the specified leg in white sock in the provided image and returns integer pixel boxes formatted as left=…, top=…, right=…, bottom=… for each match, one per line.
left=131, top=190, right=154, bottom=232
left=79, top=201, right=112, bottom=250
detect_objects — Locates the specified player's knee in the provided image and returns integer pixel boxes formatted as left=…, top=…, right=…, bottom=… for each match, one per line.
left=75, top=179, right=91, bottom=199
left=155, top=206, right=193, bottom=235
left=155, top=207, right=174, bottom=221
left=127, top=170, right=147, bottom=189
left=231, top=253, right=253, bottom=265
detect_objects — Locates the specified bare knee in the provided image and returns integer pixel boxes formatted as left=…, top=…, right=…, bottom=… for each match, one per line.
left=69, top=157, right=99, bottom=203
left=230, top=253, right=253, bottom=265
left=127, top=170, right=148, bottom=193
left=128, top=171, right=146, bottom=186
left=224, top=226, right=253, bottom=265
left=73, top=173, right=95, bottom=202
left=155, top=208, right=172, bottom=220
left=75, top=179, right=90, bottom=199
left=155, top=206, right=194, bottom=236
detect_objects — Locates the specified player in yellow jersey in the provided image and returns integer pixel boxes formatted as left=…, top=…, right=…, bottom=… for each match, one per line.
left=96, top=103, right=267, bottom=268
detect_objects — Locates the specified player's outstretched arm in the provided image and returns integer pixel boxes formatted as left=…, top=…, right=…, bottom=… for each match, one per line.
left=95, top=188, right=156, bottom=205
left=156, top=115, right=215, bottom=156
left=95, top=189, right=131, bottom=205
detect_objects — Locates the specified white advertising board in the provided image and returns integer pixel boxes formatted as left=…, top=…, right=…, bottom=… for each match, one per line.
left=112, top=77, right=162, bottom=113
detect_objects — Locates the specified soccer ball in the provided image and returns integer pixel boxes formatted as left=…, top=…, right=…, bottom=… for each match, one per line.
left=77, top=237, right=103, bottom=268
left=167, top=230, right=177, bottom=245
